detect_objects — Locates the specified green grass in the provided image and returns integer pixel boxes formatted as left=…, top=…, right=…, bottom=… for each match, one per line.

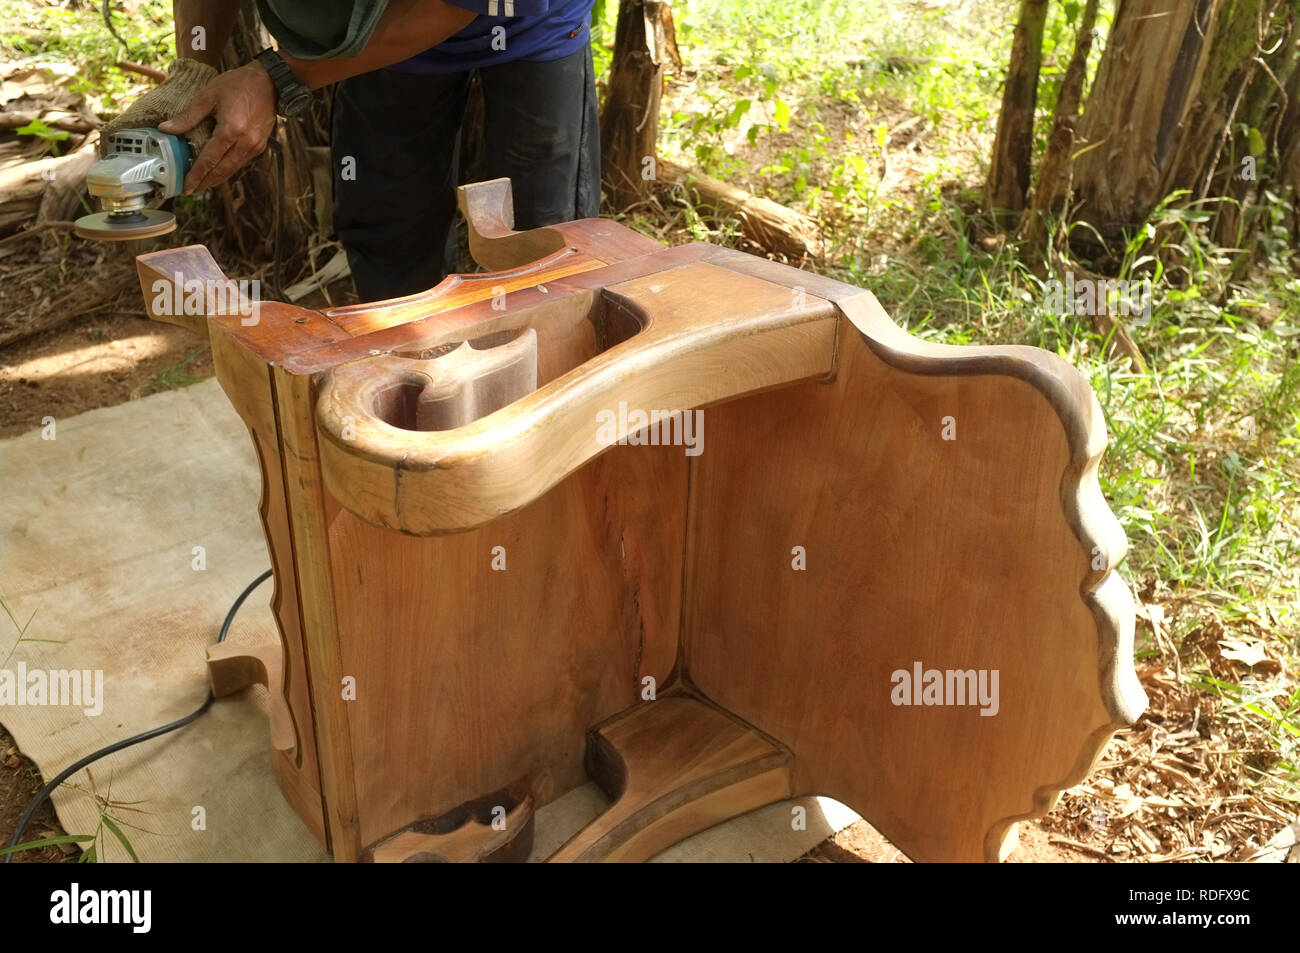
left=0, top=594, right=63, bottom=670
left=0, top=770, right=145, bottom=863
left=0, top=0, right=174, bottom=114
left=134, top=345, right=207, bottom=398
left=5, top=0, right=1296, bottom=828
left=662, top=0, right=1300, bottom=808
left=660, top=0, right=1011, bottom=228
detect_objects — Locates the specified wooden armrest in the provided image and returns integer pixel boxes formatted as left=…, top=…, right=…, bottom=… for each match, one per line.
left=316, top=260, right=839, bottom=533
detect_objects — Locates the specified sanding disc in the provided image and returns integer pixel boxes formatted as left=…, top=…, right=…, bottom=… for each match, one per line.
left=74, top=209, right=177, bottom=241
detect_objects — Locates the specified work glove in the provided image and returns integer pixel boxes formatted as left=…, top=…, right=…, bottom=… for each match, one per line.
left=100, top=58, right=217, bottom=158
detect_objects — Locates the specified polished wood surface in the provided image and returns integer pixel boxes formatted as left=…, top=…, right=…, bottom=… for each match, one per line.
left=134, top=178, right=1143, bottom=862
left=683, top=276, right=1142, bottom=861
left=370, top=794, right=534, bottom=864
left=549, top=695, right=793, bottom=863
left=315, top=259, right=837, bottom=533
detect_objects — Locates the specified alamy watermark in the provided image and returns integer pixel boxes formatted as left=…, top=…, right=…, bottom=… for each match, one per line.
left=150, top=273, right=260, bottom=326
left=595, top=402, right=703, bottom=457
left=1045, top=271, right=1152, bottom=326
left=890, top=661, right=999, bottom=716
left=0, top=663, right=103, bottom=716
left=50, top=883, right=150, bottom=933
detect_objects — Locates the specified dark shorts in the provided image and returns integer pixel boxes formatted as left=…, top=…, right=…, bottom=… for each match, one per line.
left=330, top=43, right=600, bottom=301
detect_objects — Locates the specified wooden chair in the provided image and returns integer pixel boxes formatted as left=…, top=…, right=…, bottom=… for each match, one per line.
left=136, top=178, right=1146, bottom=862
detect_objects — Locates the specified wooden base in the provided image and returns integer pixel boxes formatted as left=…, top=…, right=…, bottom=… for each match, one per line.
left=206, top=640, right=296, bottom=758
left=370, top=792, right=534, bottom=863
left=548, top=694, right=793, bottom=862
left=368, top=694, right=790, bottom=862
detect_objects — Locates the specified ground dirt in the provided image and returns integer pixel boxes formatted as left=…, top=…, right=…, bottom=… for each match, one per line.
left=0, top=726, right=71, bottom=862
left=1, top=310, right=213, bottom=438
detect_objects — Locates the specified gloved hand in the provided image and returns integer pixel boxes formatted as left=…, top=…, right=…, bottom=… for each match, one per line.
left=101, top=58, right=218, bottom=158
left=159, top=61, right=278, bottom=195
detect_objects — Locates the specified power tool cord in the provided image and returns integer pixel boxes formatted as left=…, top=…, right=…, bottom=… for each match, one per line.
left=18, top=9, right=292, bottom=864
left=2, top=568, right=273, bottom=862
left=267, top=134, right=285, bottom=300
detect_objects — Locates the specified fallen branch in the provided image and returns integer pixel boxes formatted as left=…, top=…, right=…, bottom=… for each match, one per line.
left=0, top=132, right=98, bottom=234
left=0, top=110, right=95, bottom=134
left=0, top=220, right=78, bottom=245
left=116, top=61, right=167, bottom=83
left=655, top=157, right=822, bottom=260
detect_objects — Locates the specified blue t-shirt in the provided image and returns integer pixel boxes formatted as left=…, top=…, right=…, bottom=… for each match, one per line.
left=390, top=0, right=594, bottom=73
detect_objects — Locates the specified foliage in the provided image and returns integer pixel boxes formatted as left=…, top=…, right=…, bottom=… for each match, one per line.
left=657, top=0, right=1300, bottom=808
left=15, top=116, right=69, bottom=155
left=0, top=0, right=174, bottom=114
left=0, top=770, right=145, bottom=863
left=134, top=345, right=208, bottom=398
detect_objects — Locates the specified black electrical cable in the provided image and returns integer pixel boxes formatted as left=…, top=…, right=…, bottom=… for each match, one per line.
left=3, top=568, right=273, bottom=862
left=266, top=135, right=285, bottom=300
left=33, top=10, right=289, bottom=863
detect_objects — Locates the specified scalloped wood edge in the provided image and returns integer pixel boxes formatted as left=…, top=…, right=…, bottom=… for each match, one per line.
left=836, top=289, right=1148, bottom=860
left=133, top=184, right=1146, bottom=863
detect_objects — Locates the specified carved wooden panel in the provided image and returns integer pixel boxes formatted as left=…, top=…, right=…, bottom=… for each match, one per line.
left=135, top=178, right=1144, bottom=862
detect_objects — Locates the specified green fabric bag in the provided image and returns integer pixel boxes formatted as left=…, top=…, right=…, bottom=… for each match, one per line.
left=257, top=0, right=392, bottom=59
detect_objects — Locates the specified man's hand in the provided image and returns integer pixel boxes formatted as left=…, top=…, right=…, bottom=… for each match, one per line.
left=100, top=58, right=218, bottom=158
left=159, top=62, right=277, bottom=195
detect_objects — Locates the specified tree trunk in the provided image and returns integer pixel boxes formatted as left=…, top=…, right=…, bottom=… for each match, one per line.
left=1198, top=1, right=1298, bottom=254
left=987, top=0, right=1049, bottom=221
left=1024, top=0, right=1101, bottom=259
left=1071, top=0, right=1297, bottom=262
left=601, top=0, right=680, bottom=209
left=1277, top=46, right=1300, bottom=241
left=1072, top=0, right=1219, bottom=231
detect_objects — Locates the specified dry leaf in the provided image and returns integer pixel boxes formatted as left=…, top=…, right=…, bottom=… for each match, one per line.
left=1220, top=638, right=1268, bottom=667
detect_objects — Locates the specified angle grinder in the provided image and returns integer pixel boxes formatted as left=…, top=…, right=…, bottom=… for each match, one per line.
left=74, top=128, right=191, bottom=241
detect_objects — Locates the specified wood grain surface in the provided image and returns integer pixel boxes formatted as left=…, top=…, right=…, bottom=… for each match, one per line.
left=133, top=180, right=1143, bottom=862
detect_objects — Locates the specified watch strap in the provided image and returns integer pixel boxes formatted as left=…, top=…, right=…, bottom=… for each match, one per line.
left=254, top=48, right=311, bottom=117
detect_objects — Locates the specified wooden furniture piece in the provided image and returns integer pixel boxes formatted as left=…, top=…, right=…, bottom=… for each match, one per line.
left=135, top=178, right=1146, bottom=863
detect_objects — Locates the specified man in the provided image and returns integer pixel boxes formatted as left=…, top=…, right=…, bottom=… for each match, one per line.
left=112, top=1, right=600, bottom=300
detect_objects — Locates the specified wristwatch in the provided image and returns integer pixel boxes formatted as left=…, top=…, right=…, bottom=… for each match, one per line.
left=254, top=48, right=312, bottom=118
